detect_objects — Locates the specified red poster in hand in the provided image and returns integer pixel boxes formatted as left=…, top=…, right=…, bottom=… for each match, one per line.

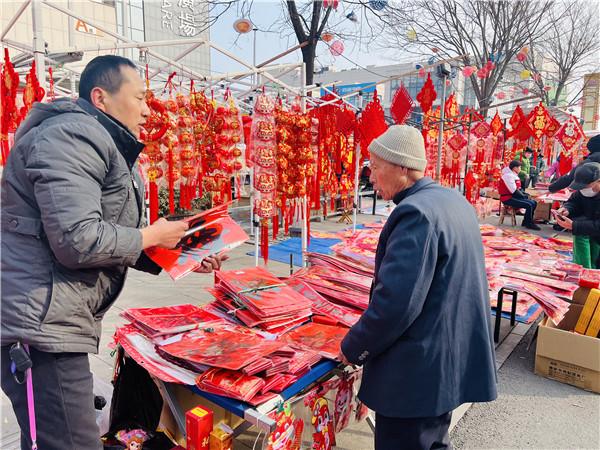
left=145, top=202, right=248, bottom=280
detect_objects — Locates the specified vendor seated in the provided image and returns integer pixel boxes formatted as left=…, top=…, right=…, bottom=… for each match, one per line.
left=499, top=160, right=540, bottom=230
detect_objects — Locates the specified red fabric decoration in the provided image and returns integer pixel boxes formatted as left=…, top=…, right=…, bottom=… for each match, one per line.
left=416, top=73, right=437, bottom=114
left=527, top=102, right=550, bottom=147
left=490, top=112, right=503, bottom=136
left=556, top=115, right=584, bottom=175
left=390, top=84, right=414, bottom=124
left=508, top=105, right=526, bottom=135
left=544, top=116, right=560, bottom=138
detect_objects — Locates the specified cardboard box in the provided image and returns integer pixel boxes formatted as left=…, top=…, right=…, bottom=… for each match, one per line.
left=535, top=301, right=600, bottom=393
left=533, top=201, right=551, bottom=222
left=574, top=288, right=600, bottom=335
left=186, top=406, right=213, bottom=450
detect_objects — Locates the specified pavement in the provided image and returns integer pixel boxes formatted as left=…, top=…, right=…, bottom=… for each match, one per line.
left=2, top=205, right=600, bottom=449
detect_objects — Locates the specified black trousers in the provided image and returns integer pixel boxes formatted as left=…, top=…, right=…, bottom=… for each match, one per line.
left=1, top=346, right=102, bottom=450
left=502, top=197, right=537, bottom=226
left=375, top=412, right=452, bottom=450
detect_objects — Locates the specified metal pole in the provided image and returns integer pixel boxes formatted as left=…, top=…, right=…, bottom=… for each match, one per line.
left=31, top=0, right=46, bottom=91
left=300, top=62, right=308, bottom=267
left=252, top=27, right=257, bottom=87
left=122, top=0, right=133, bottom=60
left=352, top=92, right=364, bottom=233
left=462, top=113, right=473, bottom=194
left=1, top=0, right=31, bottom=42
left=70, top=73, right=77, bottom=98
left=436, top=74, right=447, bottom=182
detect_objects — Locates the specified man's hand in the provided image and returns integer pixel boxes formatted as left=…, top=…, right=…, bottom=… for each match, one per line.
left=141, top=218, right=188, bottom=249
left=338, top=350, right=353, bottom=367
left=194, top=253, right=230, bottom=273
left=557, top=207, right=569, bottom=217
left=556, top=215, right=573, bottom=231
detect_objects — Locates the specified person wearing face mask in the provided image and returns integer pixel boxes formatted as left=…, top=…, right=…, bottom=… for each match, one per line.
left=339, top=125, right=497, bottom=450
left=555, top=162, right=600, bottom=269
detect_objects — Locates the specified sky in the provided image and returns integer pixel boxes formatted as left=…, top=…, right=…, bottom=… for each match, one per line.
left=207, top=1, right=396, bottom=76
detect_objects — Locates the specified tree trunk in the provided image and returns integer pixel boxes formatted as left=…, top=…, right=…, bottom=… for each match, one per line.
left=301, top=41, right=316, bottom=86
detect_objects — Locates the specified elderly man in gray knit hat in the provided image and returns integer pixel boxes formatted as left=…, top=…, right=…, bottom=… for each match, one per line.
left=340, top=125, right=497, bottom=450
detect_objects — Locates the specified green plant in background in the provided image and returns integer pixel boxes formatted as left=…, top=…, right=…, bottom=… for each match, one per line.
left=158, top=187, right=211, bottom=218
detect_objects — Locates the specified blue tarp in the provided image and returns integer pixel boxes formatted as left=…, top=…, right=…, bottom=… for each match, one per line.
left=247, top=237, right=341, bottom=267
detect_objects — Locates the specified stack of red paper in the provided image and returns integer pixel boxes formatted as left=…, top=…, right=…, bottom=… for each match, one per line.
left=210, top=267, right=313, bottom=333
left=157, top=323, right=284, bottom=371
left=285, top=278, right=362, bottom=327
left=242, top=358, right=273, bottom=376
left=580, top=269, right=600, bottom=288
left=284, top=322, right=348, bottom=360
left=306, top=252, right=373, bottom=277
left=290, top=266, right=370, bottom=311
left=502, top=280, right=571, bottom=324
left=121, top=304, right=221, bottom=338
left=196, top=369, right=265, bottom=403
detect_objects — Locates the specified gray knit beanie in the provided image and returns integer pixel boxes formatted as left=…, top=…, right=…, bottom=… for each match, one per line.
left=368, top=125, right=427, bottom=171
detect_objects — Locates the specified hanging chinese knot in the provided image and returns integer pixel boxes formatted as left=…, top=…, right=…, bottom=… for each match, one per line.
left=20, top=61, right=45, bottom=122
left=1, top=49, right=20, bottom=165
left=416, top=73, right=437, bottom=115
left=358, top=89, right=387, bottom=159
left=390, top=83, right=413, bottom=125
left=251, top=93, right=277, bottom=263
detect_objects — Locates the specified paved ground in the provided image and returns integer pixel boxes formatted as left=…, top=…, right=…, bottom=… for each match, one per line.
left=451, top=325, right=600, bottom=449
left=2, top=206, right=599, bottom=449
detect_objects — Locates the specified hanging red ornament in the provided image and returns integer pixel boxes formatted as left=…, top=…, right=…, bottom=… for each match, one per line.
left=358, top=89, right=388, bottom=154
left=329, top=40, right=344, bottom=57
left=490, top=112, right=503, bottom=136
left=416, top=73, right=437, bottom=114
left=390, top=84, right=414, bottom=124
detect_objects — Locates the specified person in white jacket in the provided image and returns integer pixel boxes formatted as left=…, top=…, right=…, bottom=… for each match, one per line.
left=498, top=160, right=540, bottom=230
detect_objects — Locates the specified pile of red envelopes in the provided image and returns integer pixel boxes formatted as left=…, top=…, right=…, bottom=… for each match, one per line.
left=121, top=304, right=221, bottom=338
left=208, top=267, right=313, bottom=334
left=290, top=266, right=370, bottom=311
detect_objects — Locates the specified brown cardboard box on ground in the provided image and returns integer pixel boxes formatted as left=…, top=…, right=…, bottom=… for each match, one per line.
left=535, top=288, right=600, bottom=393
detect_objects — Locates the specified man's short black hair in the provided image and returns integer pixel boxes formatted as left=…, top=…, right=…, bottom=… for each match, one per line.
left=524, top=147, right=533, bottom=154
left=509, top=160, right=522, bottom=170
left=79, top=55, right=137, bottom=102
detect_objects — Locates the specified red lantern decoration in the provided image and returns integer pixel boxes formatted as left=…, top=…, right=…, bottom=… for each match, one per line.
left=329, top=40, right=344, bottom=57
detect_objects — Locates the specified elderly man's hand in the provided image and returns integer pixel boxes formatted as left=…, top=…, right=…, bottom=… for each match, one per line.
left=338, top=350, right=353, bottom=367
left=194, top=253, right=230, bottom=273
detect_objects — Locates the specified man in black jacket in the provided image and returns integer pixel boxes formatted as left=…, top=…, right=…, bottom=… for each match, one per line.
left=556, top=162, right=600, bottom=268
left=340, top=125, right=497, bottom=450
left=549, top=134, right=600, bottom=193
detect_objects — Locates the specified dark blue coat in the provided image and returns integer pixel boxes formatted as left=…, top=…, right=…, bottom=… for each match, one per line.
left=341, top=178, right=497, bottom=418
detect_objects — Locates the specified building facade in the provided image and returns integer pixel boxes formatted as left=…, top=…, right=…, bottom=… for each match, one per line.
left=307, top=62, right=478, bottom=124
left=581, top=73, right=600, bottom=132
